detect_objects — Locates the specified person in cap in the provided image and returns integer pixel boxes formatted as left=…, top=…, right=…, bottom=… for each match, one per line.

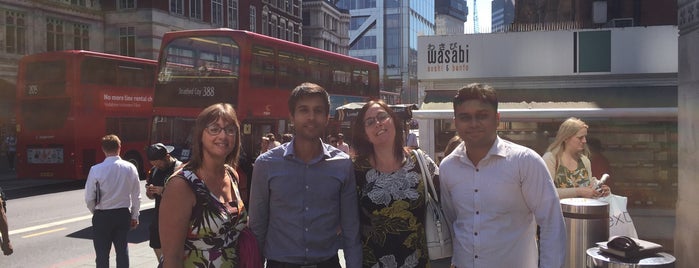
left=145, top=143, right=181, bottom=260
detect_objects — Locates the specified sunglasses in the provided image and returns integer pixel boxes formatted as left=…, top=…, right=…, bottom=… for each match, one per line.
left=205, top=124, right=237, bottom=136
left=364, top=111, right=391, bottom=128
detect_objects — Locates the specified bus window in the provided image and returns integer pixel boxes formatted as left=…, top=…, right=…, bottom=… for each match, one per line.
left=332, top=66, right=351, bottom=94
left=25, top=61, right=67, bottom=97
left=81, top=58, right=117, bottom=84
left=117, top=65, right=155, bottom=87
left=107, top=118, right=150, bottom=142
left=251, top=45, right=275, bottom=87
left=20, top=98, right=71, bottom=131
left=308, top=57, right=330, bottom=88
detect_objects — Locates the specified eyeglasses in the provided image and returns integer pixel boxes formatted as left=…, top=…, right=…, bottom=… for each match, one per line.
left=364, top=111, right=391, bottom=128
left=205, top=124, right=237, bottom=136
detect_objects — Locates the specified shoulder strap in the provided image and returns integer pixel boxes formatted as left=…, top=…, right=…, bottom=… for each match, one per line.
left=413, top=149, right=440, bottom=204
left=225, top=165, right=244, bottom=213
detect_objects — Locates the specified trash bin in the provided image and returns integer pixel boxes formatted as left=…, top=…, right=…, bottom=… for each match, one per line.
left=561, top=198, right=609, bottom=268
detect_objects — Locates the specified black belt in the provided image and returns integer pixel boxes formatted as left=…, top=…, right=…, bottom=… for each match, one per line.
left=267, top=255, right=340, bottom=268
left=95, top=208, right=129, bottom=213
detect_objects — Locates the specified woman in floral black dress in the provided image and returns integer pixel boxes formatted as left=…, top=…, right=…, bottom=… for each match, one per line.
left=351, top=100, right=438, bottom=268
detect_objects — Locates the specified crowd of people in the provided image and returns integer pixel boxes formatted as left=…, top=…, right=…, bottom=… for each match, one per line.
left=14, top=81, right=616, bottom=267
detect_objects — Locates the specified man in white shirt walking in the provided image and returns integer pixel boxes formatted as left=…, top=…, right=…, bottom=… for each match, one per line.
left=84, top=134, right=141, bottom=268
left=439, top=83, right=566, bottom=268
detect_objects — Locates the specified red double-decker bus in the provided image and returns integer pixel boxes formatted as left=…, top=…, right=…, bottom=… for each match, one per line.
left=15, top=50, right=156, bottom=180
left=151, top=29, right=379, bottom=160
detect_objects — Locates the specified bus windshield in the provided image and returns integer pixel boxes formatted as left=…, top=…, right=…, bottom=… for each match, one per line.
left=155, top=36, right=240, bottom=108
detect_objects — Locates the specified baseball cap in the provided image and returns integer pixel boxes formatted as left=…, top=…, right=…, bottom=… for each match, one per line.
left=147, top=143, right=175, bottom=161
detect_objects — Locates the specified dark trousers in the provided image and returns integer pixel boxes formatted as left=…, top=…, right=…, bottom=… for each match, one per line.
left=92, top=208, right=131, bottom=268
left=267, top=255, right=341, bottom=268
left=6, top=151, right=14, bottom=169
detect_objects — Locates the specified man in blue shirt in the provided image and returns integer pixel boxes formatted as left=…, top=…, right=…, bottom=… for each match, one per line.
left=249, top=82, right=361, bottom=268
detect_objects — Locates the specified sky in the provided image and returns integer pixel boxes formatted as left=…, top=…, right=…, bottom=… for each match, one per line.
left=464, top=0, right=493, bottom=34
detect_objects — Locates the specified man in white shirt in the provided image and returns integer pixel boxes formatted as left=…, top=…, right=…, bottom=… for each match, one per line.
left=84, top=134, right=141, bottom=268
left=439, top=83, right=566, bottom=268
left=336, top=133, right=350, bottom=154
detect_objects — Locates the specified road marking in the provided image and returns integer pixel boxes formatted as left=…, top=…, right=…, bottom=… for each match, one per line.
left=9, top=201, right=154, bottom=235
left=22, top=227, right=67, bottom=238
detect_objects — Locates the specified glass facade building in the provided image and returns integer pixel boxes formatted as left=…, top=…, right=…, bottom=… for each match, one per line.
left=338, top=0, right=434, bottom=104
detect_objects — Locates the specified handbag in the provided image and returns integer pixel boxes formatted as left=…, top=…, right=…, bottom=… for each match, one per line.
left=237, top=227, right=263, bottom=268
left=413, top=149, right=453, bottom=260
left=599, top=194, right=639, bottom=238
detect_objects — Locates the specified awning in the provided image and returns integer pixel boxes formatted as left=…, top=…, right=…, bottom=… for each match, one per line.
left=336, top=102, right=418, bottom=125
left=419, top=86, right=678, bottom=120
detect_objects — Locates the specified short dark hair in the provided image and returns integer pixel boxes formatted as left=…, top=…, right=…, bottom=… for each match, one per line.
left=453, top=83, right=498, bottom=111
left=101, top=134, right=121, bottom=153
left=288, top=82, right=330, bottom=116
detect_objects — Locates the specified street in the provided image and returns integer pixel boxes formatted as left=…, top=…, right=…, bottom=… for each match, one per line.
left=0, top=167, right=159, bottom=268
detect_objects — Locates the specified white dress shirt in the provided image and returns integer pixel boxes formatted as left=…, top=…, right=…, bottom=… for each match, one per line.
left=439, top=137, right=567, bottom=268
left=84, top=156, right=141, bottom=220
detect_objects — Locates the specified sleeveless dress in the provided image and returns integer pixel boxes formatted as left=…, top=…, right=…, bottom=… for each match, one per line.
left=177, top=166, right=248, bottom=267
left=354, top=152, right=431, bottom=268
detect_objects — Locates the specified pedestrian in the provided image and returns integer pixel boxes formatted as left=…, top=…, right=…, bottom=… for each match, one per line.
left=0, top=186, right=12, bottom=256
left=266, top=133, right=281, bottom=150
left=159, top=103, right=250, bottom=267
left=336, top=133, right=350, bottom=154
left=144, top=143, right=181, bottom=260
left=542, top=117, right=611, bottom=199
left=4, top=134, right=16, bottom=171
left=249, top=82, right=362, bottom=268
left=84, top=134, right=141, bottom=268
left=587, top=137, right=612, bottom=182
left=439, top=83, right=567, bottom=267
left=281, top=133, right=293, bottom=144
left=350, top=99, right=437, bottom=267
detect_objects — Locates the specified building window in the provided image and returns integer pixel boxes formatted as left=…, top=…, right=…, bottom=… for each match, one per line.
left=191, top=0, right=202, bottom=20
left=262, top=11, right=268, bottom=35
left=227, top=0, right=238, bottom=29
left=250, top=6, right=256, bottom=32
left=119, top=26, right=135, bottom=57
left=170, top=0, right=184, bottom=15
left=271, top=16, right=277, bottom=37
left=212, top=0, right=223, bottom=26
left=47, top=18, right=65, bottom=51
left=287, top=23, right=293, bottom=41
left=72, top=23, right=89, bottom=50
left=118, top=0, right=136, bottom=9
left=71, top=0, right=87, bottom=6
left=3, top=10, right=26, bottom=55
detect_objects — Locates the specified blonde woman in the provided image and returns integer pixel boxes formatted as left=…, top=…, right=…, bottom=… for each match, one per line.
left=542, top=117, right=611, bottom=199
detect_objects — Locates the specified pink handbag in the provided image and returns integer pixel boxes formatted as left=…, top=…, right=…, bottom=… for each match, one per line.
left=237, top=227, right=263, bottom=268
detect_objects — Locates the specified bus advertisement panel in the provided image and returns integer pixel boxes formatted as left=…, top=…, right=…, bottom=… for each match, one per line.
left=152, top=29, right=380, bottom=160
left=15, top=50, right=156, bottom=180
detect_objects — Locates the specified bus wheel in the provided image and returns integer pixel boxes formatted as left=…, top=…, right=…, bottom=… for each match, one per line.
left=124, top=152, right=145, bottom=180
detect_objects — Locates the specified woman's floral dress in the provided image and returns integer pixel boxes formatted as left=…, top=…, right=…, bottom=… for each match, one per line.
left=178, top=167, right=247, bottom=268
left=354, top=151, right=436, bottom=268
left=554, top=157, right=591, bottom=188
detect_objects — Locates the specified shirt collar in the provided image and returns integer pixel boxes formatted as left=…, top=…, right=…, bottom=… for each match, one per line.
left=282, top=137, right=332, bottom=160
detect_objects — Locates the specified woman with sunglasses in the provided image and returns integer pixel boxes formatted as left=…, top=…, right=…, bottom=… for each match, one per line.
left=351, top=100, right=439, bottom=267
left=159, top=103, right=252, bottom=268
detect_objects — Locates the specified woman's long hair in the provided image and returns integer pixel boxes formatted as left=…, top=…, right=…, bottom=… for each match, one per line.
left=351, top=100, right=405, bottom=167
left=546, top=117, right=590, bottom=160
left=186, top=103, right=241, bottom=170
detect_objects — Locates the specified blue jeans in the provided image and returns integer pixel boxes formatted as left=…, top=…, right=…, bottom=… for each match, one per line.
left=92, top=208, right=131, bottom=268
